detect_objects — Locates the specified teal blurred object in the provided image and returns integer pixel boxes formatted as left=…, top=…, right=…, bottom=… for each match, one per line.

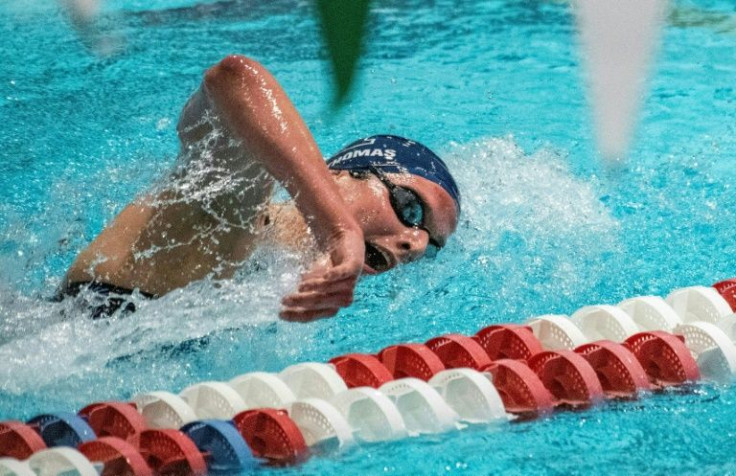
left=315, top=0, right=371, bottom=106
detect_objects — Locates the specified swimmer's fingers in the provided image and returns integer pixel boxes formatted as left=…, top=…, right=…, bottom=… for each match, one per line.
left=298, top=257, right=361, bottom=285
left=282, top=229, right=363, bottom=323
left=297, top=275, right=357, bottom=294
left=280, top=279, right=355, bottom=322
left=316, top=227, right=364, bottom=282
left=279, top=306, right=340, bottom=322
left=281, top=289, right=354, bottom=310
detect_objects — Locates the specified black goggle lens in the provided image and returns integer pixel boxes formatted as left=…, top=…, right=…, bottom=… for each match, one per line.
left=366, top=166, right=443, bottom=255
left=390, top=187, right=424, bottom=228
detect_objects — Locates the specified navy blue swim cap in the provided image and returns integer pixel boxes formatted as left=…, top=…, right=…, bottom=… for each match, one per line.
left=326, top=135, right=461, bottom=213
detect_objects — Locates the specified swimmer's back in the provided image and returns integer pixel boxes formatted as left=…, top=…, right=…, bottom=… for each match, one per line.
left=63, top=86, right=275, bottom=296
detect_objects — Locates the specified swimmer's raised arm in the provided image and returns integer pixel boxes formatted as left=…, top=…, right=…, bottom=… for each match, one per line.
left=62, top=54, right=460, bottom=321
left=202, top=55, right=365, bottom=321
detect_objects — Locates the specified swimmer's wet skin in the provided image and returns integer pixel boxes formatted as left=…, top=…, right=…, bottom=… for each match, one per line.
left=58, top=55, right=461, bottom=321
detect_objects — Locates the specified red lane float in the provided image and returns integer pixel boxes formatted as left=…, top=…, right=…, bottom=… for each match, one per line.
left=0, top=421, right=46, bottom=459
left=481, top=360, right=556, bottom=416
left=425, top=334, right=492, bottom=370
left=78, top=436, right=153, bottom=476
left=475, top=324, right=544, bottom=361
left=713, top=279, right=736, bottom=312
left=329, top=354, right=394, bottom=389
left=232, top=409, right=308, bottom=466
left=79, top=402, right=147, bottom=443
left=624, top=332, right=700, bottom=386
left=377, top=343, right=445, bottom=380
left=575, top=341, right=652, bottom=397
left=528, top=351, right=605, bottom=407
left=137, top=429, right=207, bottom=476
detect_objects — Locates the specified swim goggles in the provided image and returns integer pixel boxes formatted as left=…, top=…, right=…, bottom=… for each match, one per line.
left=366, top=165, right=443, bottom=257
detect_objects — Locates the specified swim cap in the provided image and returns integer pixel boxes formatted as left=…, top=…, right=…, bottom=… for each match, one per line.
left=326, top=135, right=461, bottom=212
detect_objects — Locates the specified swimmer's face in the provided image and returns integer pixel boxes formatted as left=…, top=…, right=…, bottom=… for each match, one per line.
left=333, top=170, right=459, bottom=274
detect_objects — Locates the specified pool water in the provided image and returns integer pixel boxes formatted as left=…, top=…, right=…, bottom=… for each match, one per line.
left=1, top=0, right=736, bottom=474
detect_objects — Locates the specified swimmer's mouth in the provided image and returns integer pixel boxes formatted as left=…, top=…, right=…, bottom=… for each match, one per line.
left=364, top=242, right=394, bottom=274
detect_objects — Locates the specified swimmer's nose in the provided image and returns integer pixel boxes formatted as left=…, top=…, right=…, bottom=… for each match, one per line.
left=395, top=229, right=429, bottom=263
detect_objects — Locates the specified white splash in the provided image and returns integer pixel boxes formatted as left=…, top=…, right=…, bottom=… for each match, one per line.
left=574, top=0, right=669, bottom=163
left=377, top=136, right=621, bottom=320
left=0, top=247, right=304, bottom=395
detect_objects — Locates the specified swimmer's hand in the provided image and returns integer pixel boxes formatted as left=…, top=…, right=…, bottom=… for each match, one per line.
left=280, top=227, right=365, bottom=322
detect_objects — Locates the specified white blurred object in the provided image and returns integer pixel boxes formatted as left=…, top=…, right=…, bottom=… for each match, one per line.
left=59, top=0, right=100, bottom=25
left=58, top=0, right=122, bottom=56
left=574, top=0, right=668, bottom=162
left=330, top=387, right=407, bottom=443
left=571, top=305, right=640, bottom=342
left=132, top=391, right=198, bottom=429
left=526, top=314, right=588, bottom=350
left=0, top=458, right=34, bottom=476
left=27, top=448, right=97, bottom=476
left=665, top=286, right=733, bottom=324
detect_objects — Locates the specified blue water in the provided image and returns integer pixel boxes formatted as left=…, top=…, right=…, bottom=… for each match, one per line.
left=2, top=0, right=736, bottom=474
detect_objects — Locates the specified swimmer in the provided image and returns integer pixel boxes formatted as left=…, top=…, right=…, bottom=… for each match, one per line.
left=58, top=55, right=461, bottom=321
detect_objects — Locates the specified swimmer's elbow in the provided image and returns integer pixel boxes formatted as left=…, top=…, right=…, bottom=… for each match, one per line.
left=203, top=55, right=267, bottom=95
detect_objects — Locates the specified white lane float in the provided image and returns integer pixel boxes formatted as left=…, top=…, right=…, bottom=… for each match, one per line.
left=289, top=398, right=354, bottom=453
left=379, top=378, right=459, bottom=435
left=228, top=371, right=297, bottom=409
left=526, top=315, right=588, bottom=350
left=571, top=305, right=640, bottom=342
left=618, top=296, right=682, bottom=332
left=132, top=391, right=197, bottom=429
left=27, top=448, right=98, bottom=476
left=0, top=458, right=34, bottom=476
left=717, top=315, right=736, bottom=343
left=428, top=369, right=508, bottom=424
left=179, top=381, right=248, bottom=420
left=675, top=322, right=736, bottom=383
left=330, top=387, right=407, bottom=443
left=279, top=363, right=348, bottom=400
left=665, top=286, right=734, bottom=325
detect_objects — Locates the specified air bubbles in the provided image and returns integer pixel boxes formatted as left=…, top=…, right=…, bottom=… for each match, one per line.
left=155, top=118, right=171, bottom=131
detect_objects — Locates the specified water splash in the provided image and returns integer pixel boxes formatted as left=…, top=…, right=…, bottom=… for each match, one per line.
left=0, top=113, right=314, bottom=405
left=0, top=246, right=305, bottom=402
left=349, top=136, right=621, bottom=340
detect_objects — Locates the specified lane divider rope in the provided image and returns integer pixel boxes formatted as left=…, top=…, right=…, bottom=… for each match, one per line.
left=1, top=283, right=735, bottom=475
